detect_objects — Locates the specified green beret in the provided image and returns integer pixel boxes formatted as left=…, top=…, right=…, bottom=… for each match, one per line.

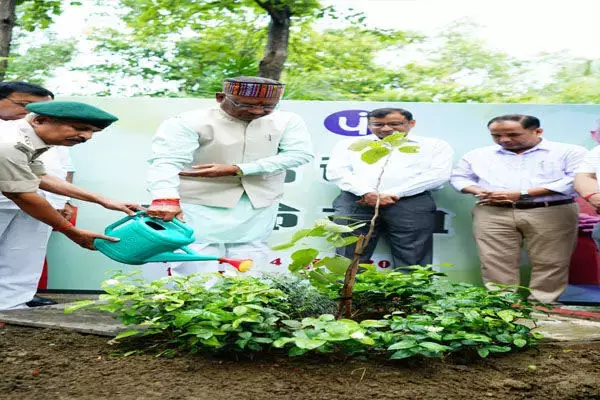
left=26, top=101, right=118, bottom=129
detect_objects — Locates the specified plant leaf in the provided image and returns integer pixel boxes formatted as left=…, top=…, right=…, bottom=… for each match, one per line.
left=313, top=256, right=351, bottom=274
left=114, top=329, right=140, bottom=340
left=361, top=146, right=390, bottom=164
left=348, top=138, right=375, bottom=151
left=397, top=145, right=419, bottom=154
left=289, top=248, right=319, bottom=272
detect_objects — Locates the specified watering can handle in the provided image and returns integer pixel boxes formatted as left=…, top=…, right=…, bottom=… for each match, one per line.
left=103, top=211, right=145, bottom=235
left=168, top=216, right=195, bottom=239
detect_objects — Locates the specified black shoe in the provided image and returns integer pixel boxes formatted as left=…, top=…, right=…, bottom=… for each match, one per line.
left=26, top=295, right=58, bottom=307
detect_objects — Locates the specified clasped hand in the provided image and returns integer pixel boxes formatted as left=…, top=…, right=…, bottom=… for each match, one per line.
left=357, top=192, right=400, bottom=207
left=179, top=164, right=240, bottom=178
left=476, top=190, right=521, bottom=205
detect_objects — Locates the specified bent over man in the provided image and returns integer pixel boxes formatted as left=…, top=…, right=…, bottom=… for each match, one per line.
left=0, top=101, right=142, bottom=310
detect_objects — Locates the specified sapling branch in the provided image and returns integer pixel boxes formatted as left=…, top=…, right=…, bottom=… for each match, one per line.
left=337, top=142, right=394, bottom=318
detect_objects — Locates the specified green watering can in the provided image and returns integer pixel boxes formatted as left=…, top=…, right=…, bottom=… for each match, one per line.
left=94, top=212, right=252, bottom=272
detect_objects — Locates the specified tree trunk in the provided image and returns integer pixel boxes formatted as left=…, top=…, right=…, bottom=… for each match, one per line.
left=256, top=1, right=290, bottom=80
left=0, top=0, right=15, bottom=81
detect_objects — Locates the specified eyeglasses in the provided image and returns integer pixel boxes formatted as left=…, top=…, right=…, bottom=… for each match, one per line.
left=4, top=98, right=32, bottom=107
left=225, top=96, right=278, bottom=112
left=368, top=121, right=410, bottom=128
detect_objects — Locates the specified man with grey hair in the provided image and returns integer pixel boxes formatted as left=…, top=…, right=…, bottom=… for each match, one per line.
left=0, top=81, right=74, bottom=307
left=147, top=76, right=314, bottom=275
left=0, top=100, right=143, bottom=310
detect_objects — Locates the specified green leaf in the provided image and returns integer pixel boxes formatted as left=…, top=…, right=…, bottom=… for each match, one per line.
left=497, top=310, right=516, bottom=323
left=388, top=340, right=417, bottom=350
left=233, top=306, right=249, bottom=316
left=319, top=314, right=336, bottom=322
left=200, top=336, right=221, bottom=347
left=313, top=256, right=351, bottom=274
left=238, top=331, right=252, bottom=340
left=348, top=138, right=375, bottom=151
left=315, top=218, right=354, bottom=233
left=253, top=337, right=273, bottom=344
left=114, top=329, right=140, bottom=340
left=382, top=132, right=407, bottom=146
left=397, top=145, right=419, bottom=154
left=294, top=337, right=327, bottom=350
left=273, top=337, right=293, bottom=348
left=271, top=228, right=314, bottom=250
left=486, top=345, right=512, bottom=353
left=63, top=299, right=96, bottom=314
left=289, top=248, right=319, bottom=272
left=289, top=346, right=309, bottom=356
left=189, top=329, right=214, bottom=340
left=282, top=320, right=302, bottom=329
left=419, top=342, right=450, bottom=352
left=477, top=348, right=490, bottom=358
left=359, top=320, right=388, bottom=328
left=513, top=338, right=527, bottom=348
left=361, top=147, right=390, bottom=164
left=390, top=349, right=414, bottom=359
left=332, top=236, right=359, bottom=248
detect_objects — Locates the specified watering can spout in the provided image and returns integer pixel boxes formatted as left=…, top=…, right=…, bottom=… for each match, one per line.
left=145, top=247, right=253, bottom=272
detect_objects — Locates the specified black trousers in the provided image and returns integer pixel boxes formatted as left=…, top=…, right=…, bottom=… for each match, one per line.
left=332, top=191, right=436, bottom=269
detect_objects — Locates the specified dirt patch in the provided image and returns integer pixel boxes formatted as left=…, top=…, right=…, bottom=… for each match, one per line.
left=1, top=324, right=599, bottom=400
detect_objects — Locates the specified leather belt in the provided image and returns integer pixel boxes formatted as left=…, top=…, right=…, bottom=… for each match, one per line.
left=490, top=198, right=574, bottom=209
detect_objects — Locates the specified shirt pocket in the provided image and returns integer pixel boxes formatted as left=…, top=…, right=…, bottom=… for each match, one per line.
left=535, top=160, right=564, bottom=180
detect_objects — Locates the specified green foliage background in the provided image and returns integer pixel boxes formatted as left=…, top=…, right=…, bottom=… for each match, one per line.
left=5, top=0, right=599, bottom=103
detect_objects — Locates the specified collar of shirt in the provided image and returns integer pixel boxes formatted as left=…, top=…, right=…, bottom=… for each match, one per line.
left=17, top=119, right=51, bottom=151
left=495, top=138, right=550, bottom=156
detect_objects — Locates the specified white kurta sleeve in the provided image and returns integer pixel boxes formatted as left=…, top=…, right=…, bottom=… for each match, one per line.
left=146, top=117, right=199, bottom=199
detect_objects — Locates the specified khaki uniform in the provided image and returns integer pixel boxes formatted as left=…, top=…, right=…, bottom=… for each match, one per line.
left=0, top=119, right=51, bottom=310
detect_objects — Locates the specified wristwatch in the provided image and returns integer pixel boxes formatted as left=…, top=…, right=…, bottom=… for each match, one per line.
left=519, top=189, right=532, bottom=200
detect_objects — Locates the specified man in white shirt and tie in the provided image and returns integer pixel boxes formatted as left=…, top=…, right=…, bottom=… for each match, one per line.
left=451, top=114, right=586, bottom=304
left=326, top=107, right=453, bottom=269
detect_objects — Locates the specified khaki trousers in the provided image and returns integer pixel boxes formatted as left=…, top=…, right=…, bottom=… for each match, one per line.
left=472, top=203, right=578, bottom=303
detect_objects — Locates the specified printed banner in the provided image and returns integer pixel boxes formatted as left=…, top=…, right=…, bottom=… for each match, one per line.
left=44, top=98, right=600, bottom=297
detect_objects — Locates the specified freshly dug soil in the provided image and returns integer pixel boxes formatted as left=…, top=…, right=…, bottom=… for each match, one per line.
left=1, top=324, right=599, bottom=400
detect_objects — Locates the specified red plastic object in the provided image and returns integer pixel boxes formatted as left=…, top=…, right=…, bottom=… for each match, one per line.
left=569, top=198, right=600, bottom=284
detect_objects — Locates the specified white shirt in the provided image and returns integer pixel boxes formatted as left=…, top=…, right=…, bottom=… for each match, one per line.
left=326, top=134, right=453, bottom=197
left=576, top=145, right=600, bottom=181
left=38, top=146, right=74, bottom=209
left=450, top=139, right=586, bottom=202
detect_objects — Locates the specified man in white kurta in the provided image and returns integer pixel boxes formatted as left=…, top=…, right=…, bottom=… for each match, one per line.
left=146, top=76, right=314, bottom=275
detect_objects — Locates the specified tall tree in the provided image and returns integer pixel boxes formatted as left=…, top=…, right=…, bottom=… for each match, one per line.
left=111, top=0, right=353, bottom=81
left=0, top=0, right=17, bottom=79
left=0, top=0, right=70, bottom=81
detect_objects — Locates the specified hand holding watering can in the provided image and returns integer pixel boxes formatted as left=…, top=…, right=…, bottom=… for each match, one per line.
left=94, top=211, right=252, bottom=272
